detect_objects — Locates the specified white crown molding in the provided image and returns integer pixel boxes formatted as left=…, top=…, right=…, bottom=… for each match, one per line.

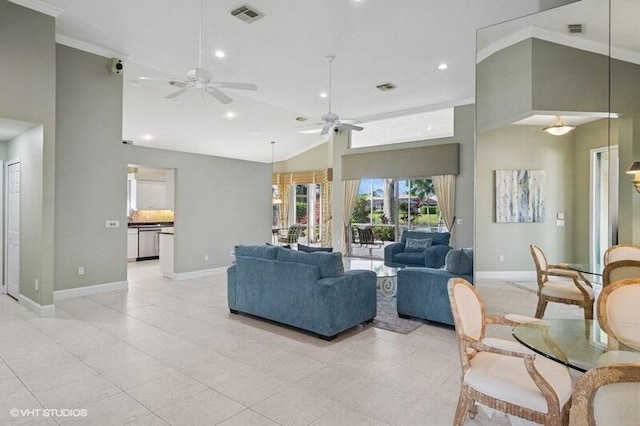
left=8, top=0, right=62, bottom=17
left=55, top=34, right=131, bottom=61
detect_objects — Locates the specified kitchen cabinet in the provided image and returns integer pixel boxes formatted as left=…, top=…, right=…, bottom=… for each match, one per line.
left=127, top=228, right=139, bottom=261
left=135, top=180, right=167, bottom=210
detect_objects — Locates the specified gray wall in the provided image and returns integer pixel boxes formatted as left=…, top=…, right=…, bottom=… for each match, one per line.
left=55, top=45, right=272, bottom=290
left=55, top=45, right=127, bottom=291
left=0, top=0, right=55, bottom=305
left=476, top=125, right=574, bottom=270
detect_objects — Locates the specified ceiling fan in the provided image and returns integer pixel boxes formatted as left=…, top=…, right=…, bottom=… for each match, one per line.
left=136, top=0, right=257, bottom=104
left=301, top=56, right=364, bottom=135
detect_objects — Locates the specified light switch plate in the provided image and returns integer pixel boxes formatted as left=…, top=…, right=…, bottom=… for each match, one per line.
left=105, top=220, right=120, bottom=228
left=557, top=212, right=565, bottom=220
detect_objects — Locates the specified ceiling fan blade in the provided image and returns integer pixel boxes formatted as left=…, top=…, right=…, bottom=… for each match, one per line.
left=340, top=123, right=364, bottom=132
left=320, top=124, right=333, bottom=135
left=168, top=80, right=188, bottom=88
left=138, top=76, right=173, bottom=82
left=215, top=82, right=258, bottom=91
left=206, top=87, right=233, bottom=104
left=164, top=88, right=189, bottom=99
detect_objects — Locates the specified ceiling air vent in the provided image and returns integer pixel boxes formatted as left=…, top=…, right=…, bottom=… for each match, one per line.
left=230, top=4, right=265, bottom=24
left=295, top=116, right=308, bottom=122
left=568, top=24, right=584, bottom=34
left=376, top=82, right=397, bottom=92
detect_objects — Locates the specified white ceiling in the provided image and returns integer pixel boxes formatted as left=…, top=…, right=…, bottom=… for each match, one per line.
left=12, top=0, right=629, bottom=162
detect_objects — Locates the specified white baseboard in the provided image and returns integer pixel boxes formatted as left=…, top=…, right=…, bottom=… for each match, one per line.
left=172, top=266, right=228, bottom=281
left=19, top=294, right=55, bottom=316
left=475, top=271, right=536, bottom=281
left=54, top=280, right=128, bottom=301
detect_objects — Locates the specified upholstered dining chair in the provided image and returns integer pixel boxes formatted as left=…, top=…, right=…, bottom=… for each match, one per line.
left=603, top=244, right=640, bottom=265
left=530, top=244, right=594, bottom=320
left=601, top=260, right=640, bottom=287
left=448, top=278, right=572, bottom=426
left=597, top=278, right=640, bottom=352
left=569, top=363, right=640, bottom=426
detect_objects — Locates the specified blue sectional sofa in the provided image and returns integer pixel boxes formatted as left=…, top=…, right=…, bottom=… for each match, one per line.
left=227, top=245, right=377, bottom=340
left=396, top=248, right=473, bottom=325
left=384, top=230, right=453, bottom=268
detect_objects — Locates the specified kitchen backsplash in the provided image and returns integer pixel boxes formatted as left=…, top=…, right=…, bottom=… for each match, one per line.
left=129, top=210, right=175, bottom=223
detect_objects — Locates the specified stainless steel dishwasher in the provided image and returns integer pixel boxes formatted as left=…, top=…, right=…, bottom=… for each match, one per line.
left=138, top=227, right=161, bottom=260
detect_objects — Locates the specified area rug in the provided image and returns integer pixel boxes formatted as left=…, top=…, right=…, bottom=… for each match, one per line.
left=372, top=290, right=423, bottom=334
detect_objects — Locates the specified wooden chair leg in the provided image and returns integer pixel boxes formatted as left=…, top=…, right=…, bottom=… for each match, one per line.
left=453, top=389, right=472, bottom=426
left=535, top=297, right=548, bottom=319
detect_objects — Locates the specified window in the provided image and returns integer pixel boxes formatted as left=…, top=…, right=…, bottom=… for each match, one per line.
left=351, top=178, right=445, bottom=242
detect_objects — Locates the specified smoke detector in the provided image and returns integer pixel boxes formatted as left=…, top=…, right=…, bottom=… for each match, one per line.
left=376, top=82, right=397, bottom=92
left=230, top=4, right=265, bottom=23
left=567, top=24, right=584, bottom=34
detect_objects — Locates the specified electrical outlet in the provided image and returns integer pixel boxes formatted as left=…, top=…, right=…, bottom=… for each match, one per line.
left=499, top=255, right=505, bottom=262
left=105, top=220, right=120, bottom=228
left=35, top=279, right=39, bottom=290
left=204, top=254, right=209, bottom=261
left=456, top=218, right=463, bottom=225
left=78, top=266, right=85, bottom=275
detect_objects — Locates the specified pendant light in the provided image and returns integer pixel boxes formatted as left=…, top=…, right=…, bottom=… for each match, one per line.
left=543, top=115, right=575, bottom=136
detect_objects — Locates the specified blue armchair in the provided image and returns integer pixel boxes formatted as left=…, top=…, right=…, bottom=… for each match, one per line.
left=384, top=230, right=452, bottom=268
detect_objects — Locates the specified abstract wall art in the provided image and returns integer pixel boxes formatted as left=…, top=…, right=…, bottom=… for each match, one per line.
left=495, top=170, right=545, bottom=223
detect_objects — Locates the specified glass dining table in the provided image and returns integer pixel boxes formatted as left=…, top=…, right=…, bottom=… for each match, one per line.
left=512, top=319, right=640, bottom=372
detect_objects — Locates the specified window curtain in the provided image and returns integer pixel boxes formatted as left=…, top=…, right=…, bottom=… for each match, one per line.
left=321, top=183, right=332, bottom=247
left=277, top=183, right=289, bottom=229
left=343, top=179, right=360, bottom=255
left=432, top=174, right=456, bottom=240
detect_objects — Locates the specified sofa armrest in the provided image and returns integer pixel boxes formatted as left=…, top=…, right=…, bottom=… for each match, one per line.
left=227, top=265, right=237, bottom=309
left=424, top=245, right=452, bottom=268
left=384, top=242, right=405, bottom=266
left=316, top=270, right=377, bottom=330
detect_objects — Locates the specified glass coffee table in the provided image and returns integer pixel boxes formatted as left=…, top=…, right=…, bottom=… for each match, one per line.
left=344, top=258, right=401, bottom=296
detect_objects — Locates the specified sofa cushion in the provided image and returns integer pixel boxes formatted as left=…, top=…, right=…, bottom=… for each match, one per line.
left=400, top=230, right=450, bottom=246
left=235, top=245, right=278, bottom=260
left=277, top=249, right=344, bottom=278
left=445, top=248, right=473, bottom=275
left=298, top=244, right=333, bottom=253
left=404, top=238, right=432, bottom=252
left=394, top=251, right=426, bottom=266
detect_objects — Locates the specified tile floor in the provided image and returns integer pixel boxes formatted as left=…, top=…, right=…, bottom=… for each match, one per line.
left=0, top=260, right=587, bottom=425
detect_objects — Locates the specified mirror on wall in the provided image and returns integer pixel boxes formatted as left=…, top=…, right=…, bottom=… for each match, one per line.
left=475, top=0, right=619, bottom=274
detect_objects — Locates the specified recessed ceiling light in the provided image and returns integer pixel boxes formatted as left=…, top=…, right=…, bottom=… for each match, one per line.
left=438, top=63, right=448, bottom=70
left=225, top=111, right=236, bottom=119
left=214, top=50, right=226, bottom=58
left=142, top=134, right=153, bottom=141
left=320, top=92, right=328, bottom=98
left=427, top=125, right=432, bottom=130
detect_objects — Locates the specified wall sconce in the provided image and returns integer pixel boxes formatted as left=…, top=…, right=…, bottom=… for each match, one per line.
left=626, top=161, right=640, bottom=193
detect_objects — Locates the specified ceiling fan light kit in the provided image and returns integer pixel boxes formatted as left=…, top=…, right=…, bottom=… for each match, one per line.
left=138, top=0, right=257, bottom=104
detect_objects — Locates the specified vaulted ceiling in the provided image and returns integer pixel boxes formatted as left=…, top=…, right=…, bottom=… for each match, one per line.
left=13, top=0, right=606, bottom=162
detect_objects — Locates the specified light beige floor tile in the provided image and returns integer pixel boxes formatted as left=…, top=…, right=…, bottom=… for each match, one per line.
left=205, top=366, right=287, bottom=407
left=5, top=344, right=76, bottom=376
left=34, top=375, right=120, bottom=409
left=0, top=363, right=16, bottom=381
left=155, top=389, right=245, bottom=426
left=59, top=392, right=151, bottom=425
left=0, top=395, right=56, bottom=425
left=338, top=381, right=419, bottom=425
left=126, top=371, right=207, bottom=412
left=255, top=350, right=327, bottom=383
left=126, top=413, right=170, bottom=425
left=252, top=384, right=335, bottom=426
left=180, top=354, right=249, bottom=387
left=0, top=377, right=33, bottom=406
left=311, top=406, right=386, bottom=426
left=217, top=408, right=279, bottom=426
left=17, top=359, right=98, bottom=394
left=99, top=357, right=176, bottom=390
left=298, top=365, right=371, bottom=402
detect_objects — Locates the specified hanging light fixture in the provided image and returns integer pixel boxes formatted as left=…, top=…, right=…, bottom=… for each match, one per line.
left=542, top=115, right=575, bottom=136
left=271, top=141, right=282, bottom=204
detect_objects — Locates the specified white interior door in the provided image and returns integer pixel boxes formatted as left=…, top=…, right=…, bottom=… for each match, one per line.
left=7, top=161, right=20, bottom=299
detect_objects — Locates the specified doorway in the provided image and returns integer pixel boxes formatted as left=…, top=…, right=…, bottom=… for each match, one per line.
left=7, top=160, right=20, bottom=299
left=590, top=146, right=619, bottom=266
